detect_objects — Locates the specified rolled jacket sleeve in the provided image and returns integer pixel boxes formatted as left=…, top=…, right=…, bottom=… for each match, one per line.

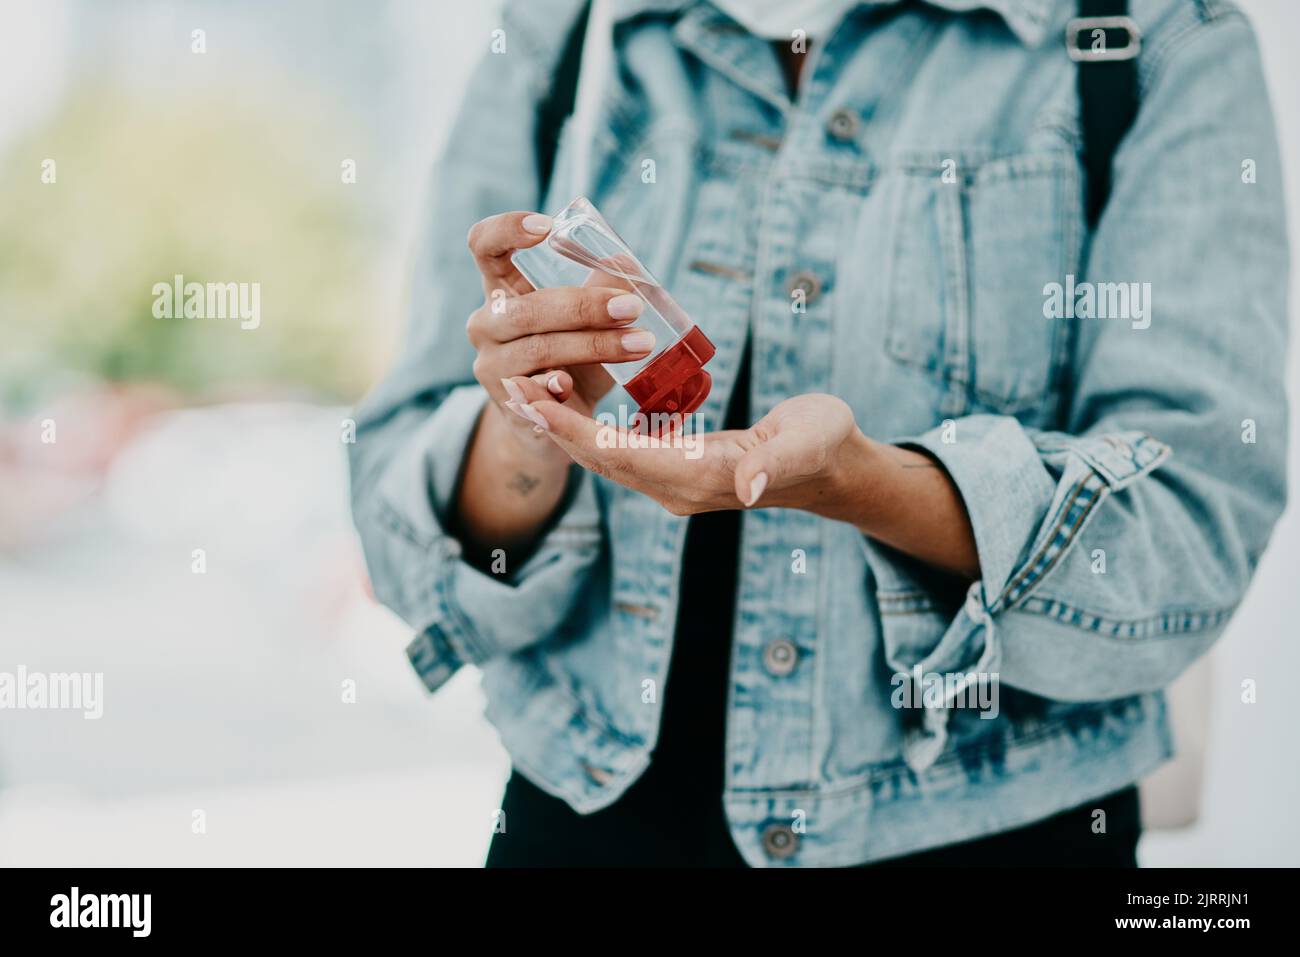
left=358, top=386, right=602, bottom=693
left=865, top=10, right=1289, bottom=769
left=349, top=2, right=604, bottom=695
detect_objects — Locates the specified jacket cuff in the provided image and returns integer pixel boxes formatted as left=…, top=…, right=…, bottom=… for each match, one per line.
left=405, top=623, right=466, bottom=693
left=903, top=414, right=1057, bottom=602
left=362, top=385, right=602, bottom=694
left=874, top=417, right=1170, bottom=771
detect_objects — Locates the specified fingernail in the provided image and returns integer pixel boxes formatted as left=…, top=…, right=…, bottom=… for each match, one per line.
left=745, top=472, right=769, bottom=507
left=500, top=378, right=526, bottom=404
left=504, top=400, right=528, bottom=422
left=620, top=330, right=656, bottom=353
left=518, top=402, right=550, bottom=431
left=546, top=374, right=564, bottom=395
left=607, top=293, right=644, bottom=321
left=522, top=213, right=552, bottom=235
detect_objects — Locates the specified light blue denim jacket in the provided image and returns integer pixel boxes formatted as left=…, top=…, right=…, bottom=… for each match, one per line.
left=350, top=0, right=1289, bottom=866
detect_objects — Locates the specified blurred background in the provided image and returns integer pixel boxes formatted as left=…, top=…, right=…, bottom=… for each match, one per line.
left=0, top=0, right=1296, bottom=866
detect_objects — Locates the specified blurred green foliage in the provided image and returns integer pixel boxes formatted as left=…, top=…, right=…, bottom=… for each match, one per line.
left=0, top=82, right=385, bottom=410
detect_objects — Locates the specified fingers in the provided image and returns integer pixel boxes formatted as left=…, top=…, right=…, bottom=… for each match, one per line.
left=581, top=254, right=647, bottom=291
left=733, top=420, right=800, bottom=507
left=467, top=210, right=553, bottom=292
left=582, top=268, right=637, bottom=292
left=467, top=286, right=651, bottom=391
left=499, top=371, right=573, bottom=422
left=510, top=398, right=609, bottom=462
left=479, top=326, right=655, bottom=381
left=534, top=369, right=573, bottom=401
left=498, top=374, right=554, bottom=432
left=473, top=286, right=645, bottom=344
left=733, top=457, right=770, bottom=508
left=520, top=399, right=694, bottom=486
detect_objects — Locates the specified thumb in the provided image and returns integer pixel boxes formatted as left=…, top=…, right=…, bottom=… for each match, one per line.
left=734, top=422, right=803, bottom=508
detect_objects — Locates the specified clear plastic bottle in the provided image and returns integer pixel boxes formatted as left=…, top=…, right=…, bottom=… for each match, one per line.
left=511, top=197, right=715, bottom=418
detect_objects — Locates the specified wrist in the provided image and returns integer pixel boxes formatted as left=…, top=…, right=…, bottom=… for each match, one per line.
left=487, top=401, right=572, bottom=471
left=815, top=427, right=884, bottom=525
left=456, top=401, right=573, bottom=555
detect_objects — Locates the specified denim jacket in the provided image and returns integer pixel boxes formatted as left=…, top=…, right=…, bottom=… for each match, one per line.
left=350, top=0, right=1289, bottom=866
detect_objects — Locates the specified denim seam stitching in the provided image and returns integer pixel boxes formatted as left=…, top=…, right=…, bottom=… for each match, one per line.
left=1137, top=6, right=1246, bottom=98
left=993, top=472, right=1092, bottom=609
left=1011, top=597, right=1236, bottom=639
left=1005, top=479, right=1104, bottom=609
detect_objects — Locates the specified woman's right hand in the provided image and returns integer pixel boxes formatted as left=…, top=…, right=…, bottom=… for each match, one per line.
left=453, top=210, right=656, bottom=556
left=465, top=210, right=656, bottom=457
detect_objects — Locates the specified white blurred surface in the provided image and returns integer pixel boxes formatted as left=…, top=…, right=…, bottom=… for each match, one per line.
left=0, top=405, right=510, bottom=866
left=0, top=761, right=506, bottom=867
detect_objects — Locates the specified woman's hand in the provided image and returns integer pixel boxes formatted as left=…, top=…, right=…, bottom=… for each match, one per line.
left=516, top=393, right=864, bottom=514
left=456, top=211, right=978, bottom=579
left=454, top=210, right=656, bottom=556
left=518, top=392, right=981, bottom=580
left=465, top=210, right=655, bottom=463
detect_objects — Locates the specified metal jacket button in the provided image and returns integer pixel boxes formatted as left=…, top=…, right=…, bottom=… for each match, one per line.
left=786, top=270, right=822, bottom=305
left=827, top=108, right=860, bottom=142
left=762, top=822, right=800, bottom=860
left=762, top=638, right=799, bottom=677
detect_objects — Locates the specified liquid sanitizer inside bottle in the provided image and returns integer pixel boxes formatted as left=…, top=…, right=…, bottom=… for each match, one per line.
left=511, top=197, right=715, bottom=421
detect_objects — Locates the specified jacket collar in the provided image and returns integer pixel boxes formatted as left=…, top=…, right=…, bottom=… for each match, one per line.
left=608, top=0, right=1059, bottom=48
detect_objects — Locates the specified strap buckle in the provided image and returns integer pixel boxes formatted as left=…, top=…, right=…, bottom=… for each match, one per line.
left=1066, top=15, right=1142, bottom=62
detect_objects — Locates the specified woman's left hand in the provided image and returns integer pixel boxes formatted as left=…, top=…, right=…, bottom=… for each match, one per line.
left=508, top=385, right=980, bottom=579
left=508, top=390, right=867, bottom=515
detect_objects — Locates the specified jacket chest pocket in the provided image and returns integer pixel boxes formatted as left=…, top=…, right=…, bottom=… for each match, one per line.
left=881, top=152, right=1082, bottom=416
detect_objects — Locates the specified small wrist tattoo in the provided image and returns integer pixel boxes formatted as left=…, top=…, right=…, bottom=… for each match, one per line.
left=508, top=471, right=542, bottom=496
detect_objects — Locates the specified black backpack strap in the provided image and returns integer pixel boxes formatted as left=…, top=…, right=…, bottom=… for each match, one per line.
left=535, top=1, right=593, bottom=203
left=1070, top=0, right=1142, bottom=227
